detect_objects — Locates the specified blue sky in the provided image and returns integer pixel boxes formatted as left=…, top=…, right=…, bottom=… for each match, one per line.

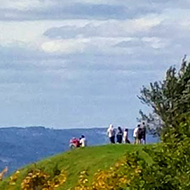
left=0, top=0, right=190, bottom=128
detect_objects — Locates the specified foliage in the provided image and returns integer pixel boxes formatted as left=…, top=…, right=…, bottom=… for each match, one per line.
left=137, top=116, right=190, bottom=189
left=21, top=168, right=50, bottom=190
left=141, top=138, right=190, bottom=190
left=20, top=167, right=66, bottom=190
left=1, top=165, right=67, bottom=190
left=9, top=170, right=20, bottom=189
left=138, top=56, right=190, bottom=136
left=74, top=152, right=146, bottom=190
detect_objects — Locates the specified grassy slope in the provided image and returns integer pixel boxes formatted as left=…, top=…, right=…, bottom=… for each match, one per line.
left=0, top=144, right=153, bottom=190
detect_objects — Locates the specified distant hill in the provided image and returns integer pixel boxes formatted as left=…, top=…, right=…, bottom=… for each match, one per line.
left=0, top=127, right=159, bottom=174
left=0, top=144, right=153, bottom=190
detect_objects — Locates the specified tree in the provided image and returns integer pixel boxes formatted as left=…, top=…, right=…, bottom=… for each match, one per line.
left=138, top=56, right=190, bottom=137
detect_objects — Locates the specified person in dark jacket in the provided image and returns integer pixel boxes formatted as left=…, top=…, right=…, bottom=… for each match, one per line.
left=141, top=122, right=146, bottom=144
left=137, top=126, right=143, bottom=144
left=116, top=126, right=123, bottom=143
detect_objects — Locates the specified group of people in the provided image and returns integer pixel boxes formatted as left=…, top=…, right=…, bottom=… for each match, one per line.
left=107, top=124, right=131, bottom=144
left=69, top=135, right=87, bottom=149
left=69, top=122, right=146, bottom=149
left=107, top=122, right=146, bottom=144
left=133, top=122, right=146, bottom=144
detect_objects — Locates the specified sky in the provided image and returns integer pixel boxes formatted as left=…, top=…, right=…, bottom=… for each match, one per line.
left=0, top=0, right=190, bottom=129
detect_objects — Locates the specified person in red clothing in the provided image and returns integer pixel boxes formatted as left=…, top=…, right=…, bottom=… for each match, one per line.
left=69, top=137, right=80, bottom=149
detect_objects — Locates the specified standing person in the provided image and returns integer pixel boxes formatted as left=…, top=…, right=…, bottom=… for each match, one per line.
left=116, top=126, right=123, bottom=143
left=107, top=124, right=115, bottom=143
left=123, top=128, right=130, bottom=144
left=133, top=124, right=140, bottom=144
left=80, top=135, right=87, bottom=147
left=138, top=125, right=143, bottom=144
left=141, top=122, right=146, bottom=144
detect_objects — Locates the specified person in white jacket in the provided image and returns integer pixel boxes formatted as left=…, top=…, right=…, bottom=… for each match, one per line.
left=80, top=135, right=87, bottom=147
left=133, top=124, right=140, bottom=144
left=123, top=128, right=130, bottom=144
left=107, top=124, right=115, bottom=143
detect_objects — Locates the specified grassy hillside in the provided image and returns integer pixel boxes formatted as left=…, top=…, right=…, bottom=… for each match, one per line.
left=0, top=144, right=153, bottom=190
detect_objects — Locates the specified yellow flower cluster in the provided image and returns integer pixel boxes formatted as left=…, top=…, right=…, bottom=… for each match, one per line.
left=21, top=169, right=50, bottom=190
left=21, top=168, right=67, bottom=190
left=75, top=170, right=90, bottom=190
left=74, top=158, right=142, bottom=190
left=9, top=170, right=20, bottom=186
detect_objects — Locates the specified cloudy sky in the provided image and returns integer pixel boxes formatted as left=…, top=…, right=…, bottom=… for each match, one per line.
left=0, top=0, right=190, bottom=129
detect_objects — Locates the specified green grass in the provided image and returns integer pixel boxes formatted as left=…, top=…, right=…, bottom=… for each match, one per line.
left=0, top=144, right=153, bottom=190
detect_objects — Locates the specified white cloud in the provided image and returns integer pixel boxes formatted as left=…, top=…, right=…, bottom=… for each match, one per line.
left=142, top=37, right=168, bottom=49
left=41, top=38, right=90, bottom=54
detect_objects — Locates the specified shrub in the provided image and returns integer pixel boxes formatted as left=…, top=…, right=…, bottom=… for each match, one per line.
left=21, top=167, right=66, bottom=190
left=74, top=152, right=146, bottom=190
left=141, top=137, right=190, bottom=190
